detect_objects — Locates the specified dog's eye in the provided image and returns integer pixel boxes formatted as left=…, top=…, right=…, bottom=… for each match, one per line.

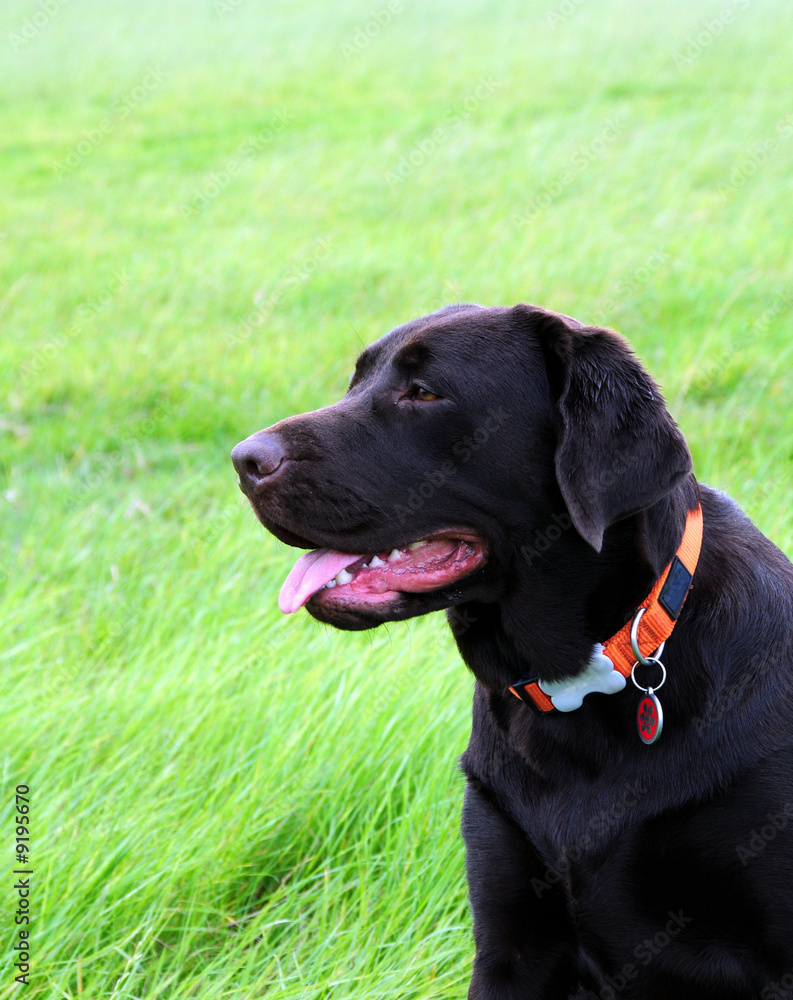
left=409, top=384, right=439, bottom=402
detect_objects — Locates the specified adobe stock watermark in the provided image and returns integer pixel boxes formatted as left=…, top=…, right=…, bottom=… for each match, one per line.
left=8, top=0, right=71, bottom=49
left=672, top=0, right=752, bottom=71
left=546, top=0, right=588, bottom=28
left=53, top=66, right=168, bottom=177
left=762, top=970, right=793, bottom=999
left=384, top=77, right=502, bottom=188
left=594, top=248, right=670, bottom=316
left=521, top=452, right=639, bottom=564
left=717, top=114, right=793, bottom=200
left=391, top=406, right=510, bottom=524
left=683, top=282, right=793, bottom=399
left=180, top=109, right=293, bottom=218
left=64, top=400, right=176, bottom=509
left=214, top=0, right=244, bottom=16
left=410, top=606, right=480, bottom=672
left=224, top=237, right=334, bottom=347
left=750, top=284, right=793, bottom=337
left=691, top=633, right=793, bottom=735
left=512, top=115, right=629, bottom=230
left=684, top=341, right=740, bottom=398
left=340, top=0, right=403, bottom=61
left=531, top=781, right=648, bottom=899
left=446, top=606, right=478, bottom=638
left=598, top=911, right=693, bottom=999
left=735, top=802, right=793, bottom=867
left=691, top=670, right=753, bottom=736
left=423, top=279, right=464, bottom=316
left=17, top=268, right=131, bottom=386
left=199, top=493, right=250, bottom=544
left=11, top=784, right=33, bottom=987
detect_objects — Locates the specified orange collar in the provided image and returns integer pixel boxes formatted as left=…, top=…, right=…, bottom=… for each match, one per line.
left=510, top=504, right=704, bottom=715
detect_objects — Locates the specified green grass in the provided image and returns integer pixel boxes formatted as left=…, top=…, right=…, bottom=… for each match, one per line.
left=2, top=0, right=793, bottom=995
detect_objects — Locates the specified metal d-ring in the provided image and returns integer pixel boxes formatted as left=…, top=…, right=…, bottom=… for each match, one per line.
left=630, top=607, right=666, bottom=666
left=630, top=608, right=667, bottom=693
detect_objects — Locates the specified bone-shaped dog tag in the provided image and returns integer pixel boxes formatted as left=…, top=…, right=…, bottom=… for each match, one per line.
left=538, top=645, right=626, bottom=712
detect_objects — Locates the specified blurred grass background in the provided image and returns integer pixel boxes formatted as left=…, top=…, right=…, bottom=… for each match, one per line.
left=1, top=0, right=792, bottom=995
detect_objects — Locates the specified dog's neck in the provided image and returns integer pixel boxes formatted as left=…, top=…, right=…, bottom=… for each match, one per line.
left=453, top=477, right=700, bottom=690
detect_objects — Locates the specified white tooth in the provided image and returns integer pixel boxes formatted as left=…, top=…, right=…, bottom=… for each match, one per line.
left=408, top=540, right=428, bottom=550
left=388, top=548, right=403, bottom=562
left=361, top=561, right=370, bottom=569
left=369, top=555, right=384, bottom=567
left=325, top=579, right=336, bottom=589
left=335, top=568, right=354, bottom=585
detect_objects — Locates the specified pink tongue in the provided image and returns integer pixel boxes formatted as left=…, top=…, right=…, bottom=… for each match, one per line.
left=278, top=548, right=363, bottom=614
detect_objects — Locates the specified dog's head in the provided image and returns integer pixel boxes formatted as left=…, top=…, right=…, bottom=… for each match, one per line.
left=231, top=304, right=692, bottom=633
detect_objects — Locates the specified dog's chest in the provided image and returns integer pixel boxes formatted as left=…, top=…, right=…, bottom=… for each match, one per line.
left=470, top=691, right=651, bottom=862
left=525, top=777, right=649, bottom=871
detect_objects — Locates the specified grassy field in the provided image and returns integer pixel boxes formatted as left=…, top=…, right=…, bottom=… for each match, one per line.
left=1, top=0, right=793, bottom=996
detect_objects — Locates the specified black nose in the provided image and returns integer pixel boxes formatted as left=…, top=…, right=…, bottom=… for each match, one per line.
left=231, top=433, right=286, bottom=495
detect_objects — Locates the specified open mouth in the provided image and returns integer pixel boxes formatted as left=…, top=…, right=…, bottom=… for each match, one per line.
left=278, top=530, right=487, bottom=614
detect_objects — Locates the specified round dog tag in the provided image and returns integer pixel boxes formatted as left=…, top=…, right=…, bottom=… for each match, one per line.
left=637, top=689, right=663, bottom=745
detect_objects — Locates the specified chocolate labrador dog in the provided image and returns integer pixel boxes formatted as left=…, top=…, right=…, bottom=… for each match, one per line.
left=231, top=304, right=793, bottom=1000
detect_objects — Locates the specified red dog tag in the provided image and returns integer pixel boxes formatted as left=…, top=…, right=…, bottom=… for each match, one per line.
left=637, top=690, right=663, bottom=744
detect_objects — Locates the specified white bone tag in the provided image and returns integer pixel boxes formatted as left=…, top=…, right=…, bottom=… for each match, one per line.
left=538, top=644, right=626, bottom=712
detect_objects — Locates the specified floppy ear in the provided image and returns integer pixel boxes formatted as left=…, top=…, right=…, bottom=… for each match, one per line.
left=521, top=305, right=692, bottom=552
